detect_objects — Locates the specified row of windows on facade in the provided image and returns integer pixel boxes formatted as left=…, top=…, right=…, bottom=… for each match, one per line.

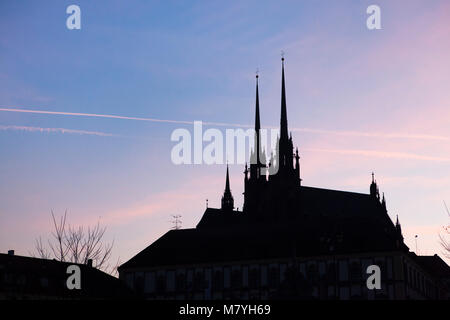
left=142, top=285, right=397, bottom=300
left=124, top=257, right=396, bottom=294
left=404, top=263, right=437, bottom=298
left=1, top=272, right=52, bottom=289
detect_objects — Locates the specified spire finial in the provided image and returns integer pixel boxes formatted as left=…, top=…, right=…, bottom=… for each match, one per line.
left=281, top=50, right=285, bottom=62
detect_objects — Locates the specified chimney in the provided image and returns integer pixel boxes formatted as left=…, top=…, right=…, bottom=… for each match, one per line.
left=87, top=259, right=93, bottom=267
left=8, top=250, right=14, bottom=256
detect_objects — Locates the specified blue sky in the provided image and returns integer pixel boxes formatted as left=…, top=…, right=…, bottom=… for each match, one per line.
left=1, top=0, right=450, bottom=265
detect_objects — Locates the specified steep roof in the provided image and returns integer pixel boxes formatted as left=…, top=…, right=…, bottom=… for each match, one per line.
left=413, top=254, right=450, bottom=278
left=119, top=185, right=408, bottom=270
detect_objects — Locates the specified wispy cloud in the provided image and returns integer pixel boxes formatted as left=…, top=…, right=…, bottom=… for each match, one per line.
left=0, top=125, right=116, bottom=137
left=305, top=148, right=450, bottom=163
left=294, top=128, right=450, bottom=142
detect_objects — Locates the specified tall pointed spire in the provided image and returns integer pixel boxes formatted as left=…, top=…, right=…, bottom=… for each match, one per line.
left=221, top=164, right=234, bottom=211
left=255, top=73, right=261, bottom=132
left=255, top=73, right=261, bottom=164
left=280, top=55, right=288, bottom=140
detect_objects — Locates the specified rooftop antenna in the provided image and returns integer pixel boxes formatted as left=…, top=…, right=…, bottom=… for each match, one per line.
left=415, top=235, right=419, bottom=254
left=206, top=199, right=208, bottom=208
left=170, top=215, right=182, bottom=230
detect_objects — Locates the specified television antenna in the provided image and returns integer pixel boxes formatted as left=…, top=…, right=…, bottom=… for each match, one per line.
left=170, top=214, right=182, bottom=230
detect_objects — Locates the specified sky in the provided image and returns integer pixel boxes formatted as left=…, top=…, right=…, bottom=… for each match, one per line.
left=1, top=0, right=450, bottom=267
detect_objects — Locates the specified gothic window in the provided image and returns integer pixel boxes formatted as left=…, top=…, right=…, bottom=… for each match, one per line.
left=176, top=273, right=186, bottom=291
left=193, top=271, right=204, bottom=291
left=249, top=268, right=260, bottom=289
left=326, top=263, right=336, bottom=282
left=338, top=260, right=349, bottom=281
left=268, top=266, right=279, bottom=288
left=231, top=269, right=242, bottom=289
left=307, top=264, right=319, bottom=283
left=213, top=270, right=223, bottom=291
left=350, top=262, right=361, bottom=282
left=156, top=274, right=166, bottom=293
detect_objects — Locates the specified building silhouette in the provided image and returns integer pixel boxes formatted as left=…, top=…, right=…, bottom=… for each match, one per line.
left=0, top=251, right=133, bottom=299
left=118, top=59, right=450, bottom=300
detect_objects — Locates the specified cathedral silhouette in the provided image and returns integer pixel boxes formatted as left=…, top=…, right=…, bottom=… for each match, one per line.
left=118, top=59, right=450, bottom=300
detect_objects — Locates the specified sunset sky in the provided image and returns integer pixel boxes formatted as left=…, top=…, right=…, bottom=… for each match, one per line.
left=1, top=0, right=450, bottom=266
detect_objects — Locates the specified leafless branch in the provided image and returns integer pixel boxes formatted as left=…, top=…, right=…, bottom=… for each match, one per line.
left=439, top=201, right=450, bottom=258
left=33, top=211, right=116, bottom=275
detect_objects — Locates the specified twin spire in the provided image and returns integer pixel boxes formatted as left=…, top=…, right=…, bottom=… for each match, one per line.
left=252, top=57, right=290, bottom=170
left=222, top=56, right=296, bottom=211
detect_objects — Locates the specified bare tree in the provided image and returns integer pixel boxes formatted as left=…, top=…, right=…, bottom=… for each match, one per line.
left=32, top=210, right=119, bottom=276
left=439, top=201, right=450, bottom=259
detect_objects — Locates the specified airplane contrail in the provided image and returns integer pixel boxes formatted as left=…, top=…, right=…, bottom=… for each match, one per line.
left=0, top=106, right=252, bottom=128
left=1, top=106, right=449, bottom=142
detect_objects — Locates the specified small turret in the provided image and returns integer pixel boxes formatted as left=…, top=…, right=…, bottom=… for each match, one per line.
left=370, top=172, right=378, bottom=199
left=221, top=165, right=234, bottom=211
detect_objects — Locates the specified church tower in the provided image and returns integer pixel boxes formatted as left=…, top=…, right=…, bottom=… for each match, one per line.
left=269, top=57, right=300, bottom=187
left=243, top=57, right=302, bottom=218
left=243, top=74, right=267, bottom=214
left=249, top=73, right=266, bottom=181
